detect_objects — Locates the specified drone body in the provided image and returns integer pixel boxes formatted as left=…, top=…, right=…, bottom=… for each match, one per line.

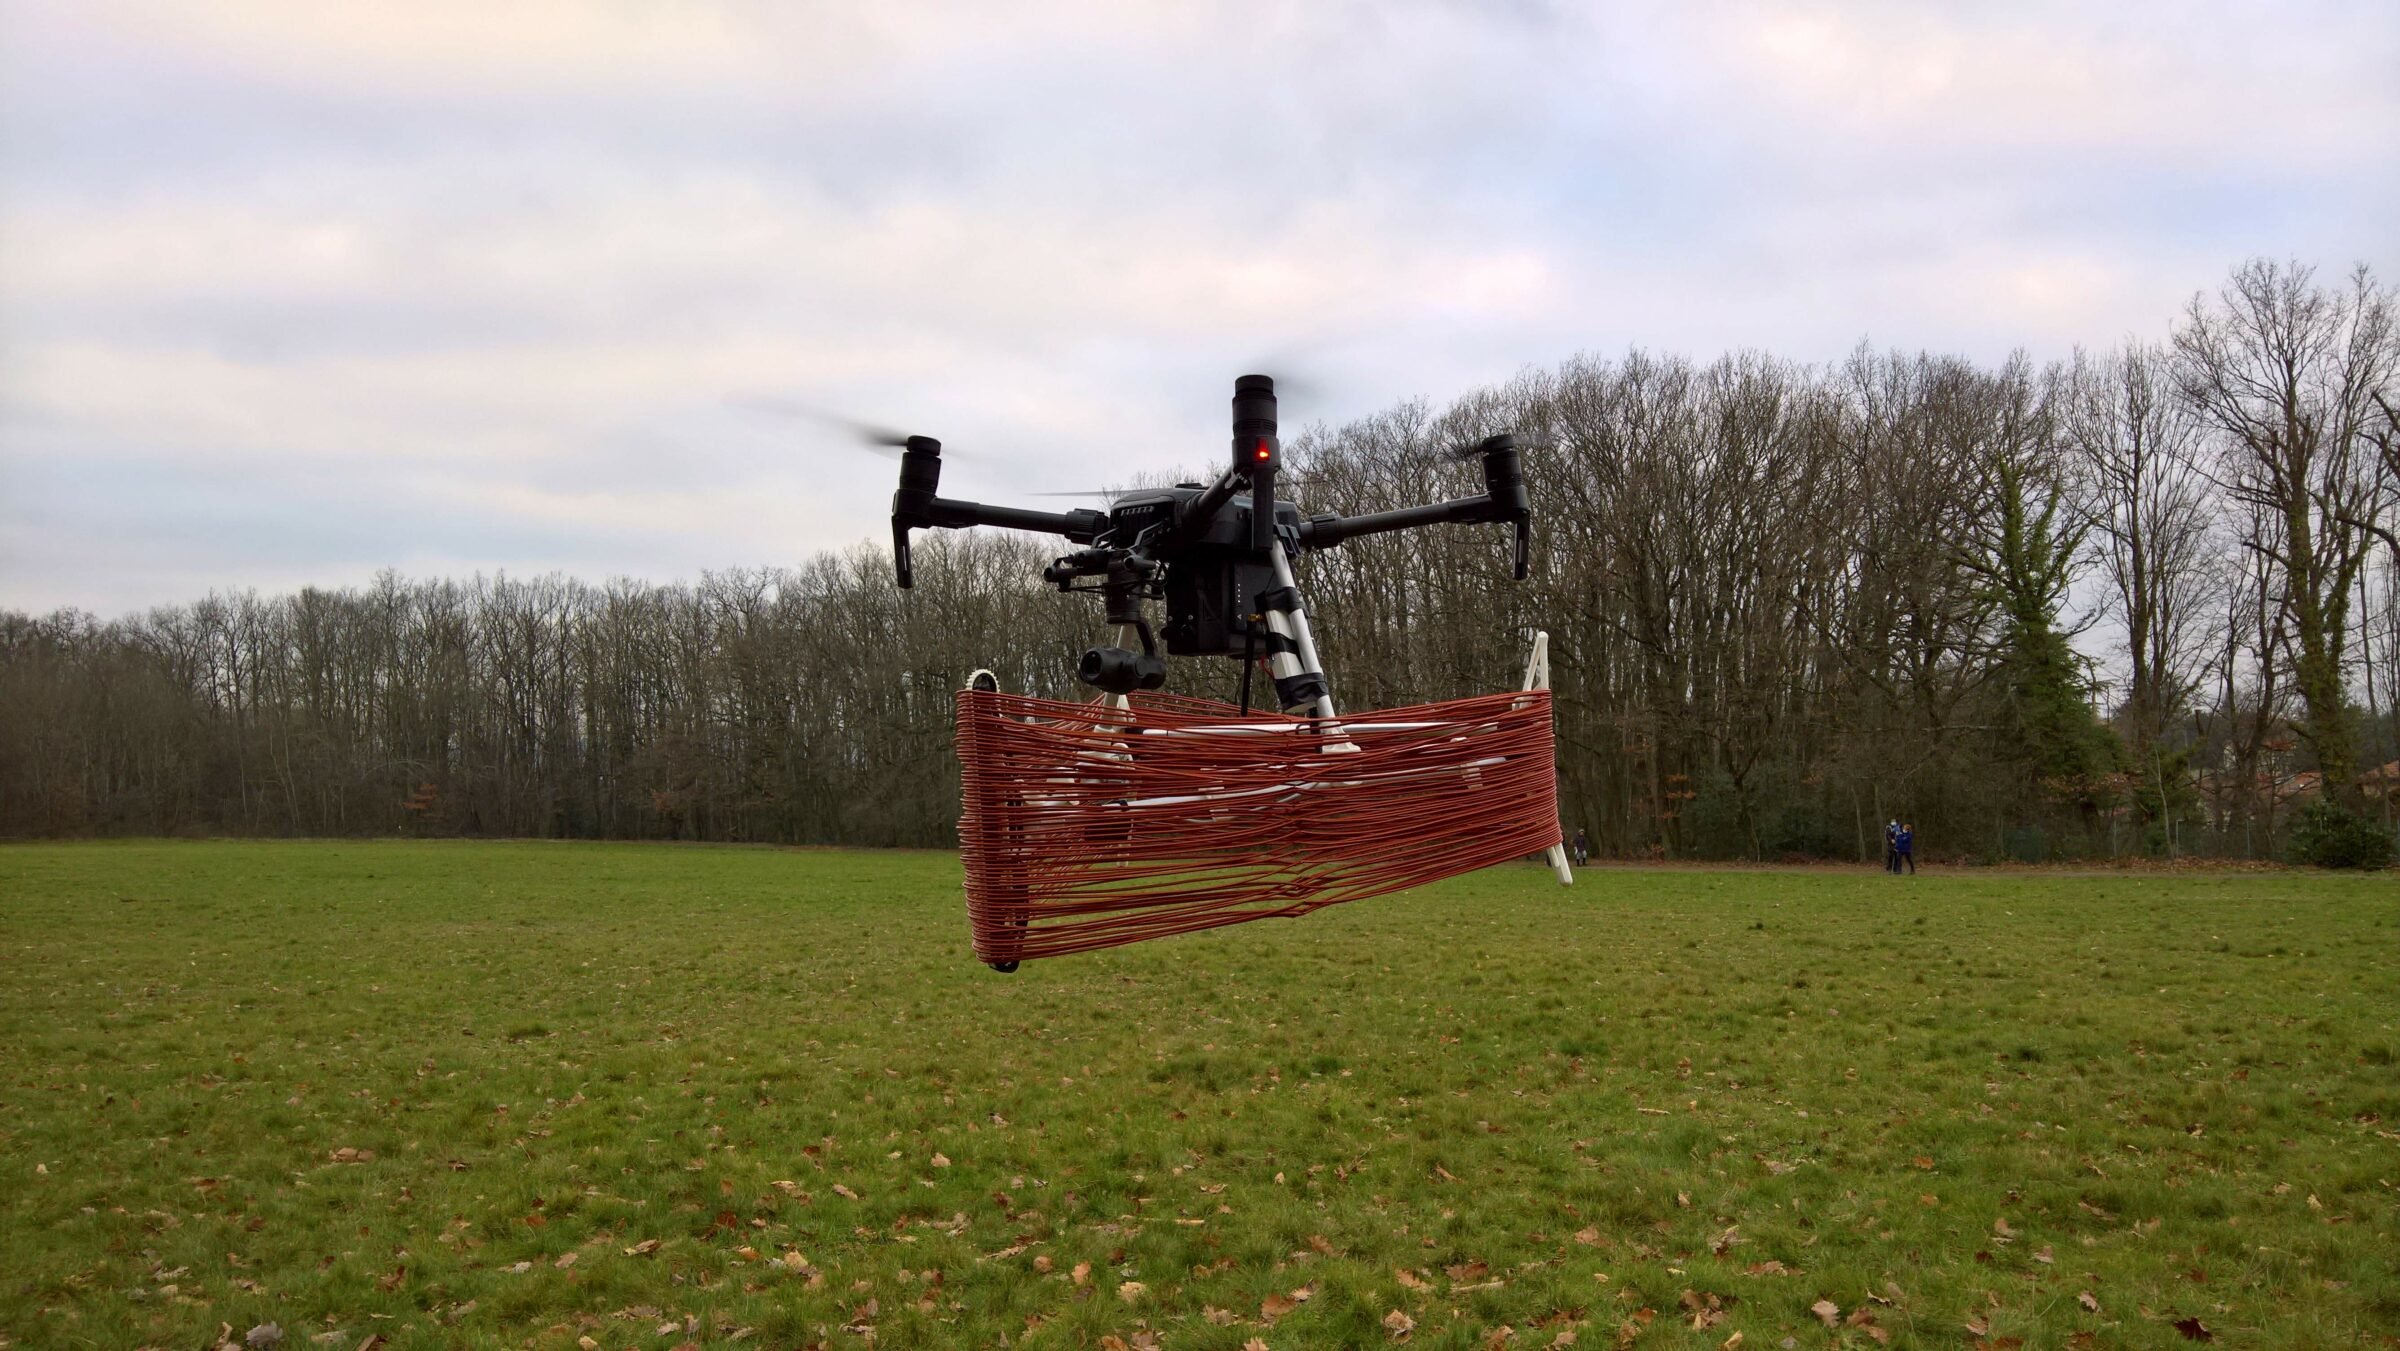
left=890, top=375, right=1534, bottom=714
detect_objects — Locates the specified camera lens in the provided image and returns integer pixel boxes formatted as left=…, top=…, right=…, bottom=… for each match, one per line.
left=1079, top=646, right=1165, bottom=695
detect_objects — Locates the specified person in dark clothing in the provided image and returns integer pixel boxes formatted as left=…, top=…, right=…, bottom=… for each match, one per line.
left=1570, top=828, right=1590, bottom=867
left=1896, top=823, right=1917, bottom=874
left=1884, top=820, right=1901, bottom=873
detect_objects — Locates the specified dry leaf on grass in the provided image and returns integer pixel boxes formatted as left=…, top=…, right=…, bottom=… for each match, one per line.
left=1384, top=1308, right=1416, bottom=1340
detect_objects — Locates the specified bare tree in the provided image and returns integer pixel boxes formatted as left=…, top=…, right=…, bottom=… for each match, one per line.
left=2174, top=260, right=2397, bottom=800
left=2065, top=340, right=2218, bottom=799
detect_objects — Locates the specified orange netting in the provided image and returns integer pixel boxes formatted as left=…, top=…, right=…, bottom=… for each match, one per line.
left=956, top=686, right=1560, bottom=965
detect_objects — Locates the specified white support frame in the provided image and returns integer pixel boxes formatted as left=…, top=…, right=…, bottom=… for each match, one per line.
left=1521, top=630, right=1574, bottom=886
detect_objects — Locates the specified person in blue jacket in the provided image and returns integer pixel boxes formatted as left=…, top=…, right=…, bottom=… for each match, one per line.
left=1896, top=822, right=1917, bottom=874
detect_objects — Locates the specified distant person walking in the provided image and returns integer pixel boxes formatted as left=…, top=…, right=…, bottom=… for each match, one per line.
left=1571, top=828, right=1590, bottom=867
left=1884, top=820, right=1901, bottom=873
left=1896, top=823, right=1917, bottom=874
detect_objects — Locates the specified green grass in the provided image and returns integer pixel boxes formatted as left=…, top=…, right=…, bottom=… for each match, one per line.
left=1, top=842, right=2394, bottom=1350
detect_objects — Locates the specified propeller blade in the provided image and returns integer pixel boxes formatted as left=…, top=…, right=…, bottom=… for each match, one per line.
left=1027, top=476, right=1327, bottom=500
left=1442, top=434, right=1552, bottom=461
left=1239, top=370, right=1323, bottom=404
left=726, top=393, right=938, bottom=457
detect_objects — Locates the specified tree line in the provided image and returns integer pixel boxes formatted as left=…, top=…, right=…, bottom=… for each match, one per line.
left=4, top=259, right=2396, bottom=860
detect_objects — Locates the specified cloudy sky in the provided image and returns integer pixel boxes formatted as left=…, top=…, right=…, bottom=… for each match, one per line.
left=2, top=1, right=2393, bottom=617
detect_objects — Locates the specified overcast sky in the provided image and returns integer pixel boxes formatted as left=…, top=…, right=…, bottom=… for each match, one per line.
left=2, top=1, right=2394, bottom=617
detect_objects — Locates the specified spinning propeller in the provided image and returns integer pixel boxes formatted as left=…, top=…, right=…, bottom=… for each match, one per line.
left=727, top=393, right=954, bottom=462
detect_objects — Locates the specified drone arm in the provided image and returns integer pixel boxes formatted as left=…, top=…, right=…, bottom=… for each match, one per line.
left=1297, top=494, right=1497, bottom=547
left=1294, top=435, right=1533, bottom=579
left=892, top=491, right=1104, bottom=589
left=1165, top=466, right=1250, bottom=548
left=926, top=498, right=1107, bottom=539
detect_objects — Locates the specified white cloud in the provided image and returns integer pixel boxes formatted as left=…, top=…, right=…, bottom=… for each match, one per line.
left=0, top=0, right=2393, bottom=615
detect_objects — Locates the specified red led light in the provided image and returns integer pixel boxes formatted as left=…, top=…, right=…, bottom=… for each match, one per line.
left=1255, top=443, right=1271, bottom=461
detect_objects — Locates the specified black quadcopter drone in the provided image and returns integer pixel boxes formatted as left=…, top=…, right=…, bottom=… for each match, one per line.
left=885, top=375, right=1536, bottom=717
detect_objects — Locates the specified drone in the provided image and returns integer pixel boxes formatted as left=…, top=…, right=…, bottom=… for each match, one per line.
left=789, top=373, right=1568, bottom=971
left=884, top=374, right=1536, bottom=719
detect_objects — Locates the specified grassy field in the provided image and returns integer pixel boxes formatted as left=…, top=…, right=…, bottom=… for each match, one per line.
left=0, top=842, right=2393, bottom=1351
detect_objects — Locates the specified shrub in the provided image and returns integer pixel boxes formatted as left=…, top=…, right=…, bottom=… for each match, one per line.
left=2285, top=801, right=2394, bottom=869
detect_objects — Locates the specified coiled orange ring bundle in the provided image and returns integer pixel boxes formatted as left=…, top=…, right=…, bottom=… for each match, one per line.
left=956, top=687, right=1560, bottom=966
